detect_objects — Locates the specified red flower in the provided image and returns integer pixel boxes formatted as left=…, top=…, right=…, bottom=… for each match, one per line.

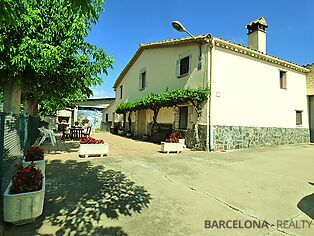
left=80, top=136, right=104, bottom=144
left=10, top=163, right=43, bottom=194
left=165, top=131, right=183, bottom=143
left=25, top=146, right=44, bottom=162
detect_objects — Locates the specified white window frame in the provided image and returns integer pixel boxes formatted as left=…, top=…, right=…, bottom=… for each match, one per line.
left=176, top=52, right=192, bottom=78
left=296, top=110, right=303, bottom=126
left=279, top=70, right=287, bottom=89
left=139, top=68, right=147, bottom=91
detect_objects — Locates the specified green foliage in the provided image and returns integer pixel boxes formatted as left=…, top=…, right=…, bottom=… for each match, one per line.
left=0, top=0, right=101, bottom=23
left=116, top=88, right=208, bottom=114
left=0, top=0, right=114, bottom=115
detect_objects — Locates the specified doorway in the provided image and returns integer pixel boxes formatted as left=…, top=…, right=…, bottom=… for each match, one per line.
left=137, top=110, right=147, bottom=137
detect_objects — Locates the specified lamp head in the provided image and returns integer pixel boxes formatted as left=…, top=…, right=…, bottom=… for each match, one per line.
left=172, top=20, right=186, bottom=32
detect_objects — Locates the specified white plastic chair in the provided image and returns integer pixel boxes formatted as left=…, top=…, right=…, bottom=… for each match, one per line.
left=38, top=127, right=57, bottom=146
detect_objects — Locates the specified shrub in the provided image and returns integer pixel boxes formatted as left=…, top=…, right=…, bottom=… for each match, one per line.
left=165, top=131, right=183, bottom=143
left=10, top=163, right=43, bottom=194
left=25, top=146, right=44, bottom=161
left=80, top=136, right=104, bottom=144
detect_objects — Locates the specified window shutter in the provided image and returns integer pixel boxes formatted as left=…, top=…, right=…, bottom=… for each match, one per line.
left=143, top=72, right=146, bottom=89
left=176, top=59, right=180, bottom=77
left=139, top=73, right=141, bottom=90
left=189, top=54, right=192, bottom=74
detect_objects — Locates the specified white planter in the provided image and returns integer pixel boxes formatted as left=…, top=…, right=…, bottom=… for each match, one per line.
left=4, top=176, right=45, bottom=225
left=23, top=159, right=45, bottom=174
left=118, top=130, right=124, bottom=135
left=179, top=139, right=186, bottom=148
left=160, top=142, right=184, bottom=154
left=126, top=132, right=132, bottom=137
left=79, top=143, right=109, bottom=157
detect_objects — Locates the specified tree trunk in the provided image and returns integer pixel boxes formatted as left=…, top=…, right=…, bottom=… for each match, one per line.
left=128, top=112, right=132, bottom=133
left=3, top=80, right=22, bottom=114
left=192, top=101, right=202, bottom=149
left=122, top=113, right=126, bottom=130
left=194, top=113, right=201, bottom=147
left=25, top=100, right=39, bottom=116
left=150, top=108, right=159, bottom=137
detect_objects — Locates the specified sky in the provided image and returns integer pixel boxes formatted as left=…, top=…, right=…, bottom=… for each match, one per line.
left=87, top=0, right=314, bottom=98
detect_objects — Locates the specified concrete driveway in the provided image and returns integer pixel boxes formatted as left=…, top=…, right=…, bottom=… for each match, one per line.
left=5, top=133, right=314, bottom=236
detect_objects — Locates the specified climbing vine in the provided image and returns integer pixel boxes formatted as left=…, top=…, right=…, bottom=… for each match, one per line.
left=116, top=88, right=208, bottom=114
left=115, top=88, right=209, bottom=147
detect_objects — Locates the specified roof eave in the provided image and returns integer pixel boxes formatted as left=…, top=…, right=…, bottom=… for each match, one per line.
left=213, top=38, right=310, bottom=73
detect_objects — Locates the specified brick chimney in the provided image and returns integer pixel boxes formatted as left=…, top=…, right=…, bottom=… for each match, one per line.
left=247, top=16, right=268, bottom=53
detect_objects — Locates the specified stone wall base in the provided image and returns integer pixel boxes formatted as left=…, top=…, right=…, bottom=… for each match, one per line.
left=213, top=125, right=310, bottom=151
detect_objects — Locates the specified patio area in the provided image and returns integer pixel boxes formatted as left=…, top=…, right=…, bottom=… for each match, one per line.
left=4, top=132, right=314, bottom=235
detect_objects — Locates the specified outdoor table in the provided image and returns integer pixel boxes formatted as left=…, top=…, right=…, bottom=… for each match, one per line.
left=70, top=127, right=84, bottom=140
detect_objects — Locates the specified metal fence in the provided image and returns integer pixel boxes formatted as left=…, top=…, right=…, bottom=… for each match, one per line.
left=0, top=112, right=40, bottom=195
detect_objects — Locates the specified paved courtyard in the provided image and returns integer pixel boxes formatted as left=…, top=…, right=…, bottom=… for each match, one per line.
left=4, top=133, right=314, bottom=235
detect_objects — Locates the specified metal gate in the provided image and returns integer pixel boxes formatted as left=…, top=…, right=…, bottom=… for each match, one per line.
left=0, top=113, right=40, bottom=195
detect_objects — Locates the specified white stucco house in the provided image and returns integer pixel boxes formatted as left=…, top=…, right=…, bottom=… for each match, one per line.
left=109, top=17, right=311, bottom=151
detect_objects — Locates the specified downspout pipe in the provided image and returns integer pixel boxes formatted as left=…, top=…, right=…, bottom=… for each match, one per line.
left=206, top=37, right=214, bottom=152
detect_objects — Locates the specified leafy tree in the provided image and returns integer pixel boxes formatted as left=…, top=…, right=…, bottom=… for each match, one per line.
left=0, top=0, right=99, bottom=23
left=0, top=0, right=113, bottom=114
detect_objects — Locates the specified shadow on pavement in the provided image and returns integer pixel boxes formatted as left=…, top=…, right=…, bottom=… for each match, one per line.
left=5, top=160, right=152, bottom=236
left=297, top=193, right=314, bottom=220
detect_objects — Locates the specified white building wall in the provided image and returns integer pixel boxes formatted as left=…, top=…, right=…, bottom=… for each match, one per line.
left=211, top=47, right=309, bottom=129
left=115, top=44, right=208, bottom=102
left=306, top=65, right=314, bottom=96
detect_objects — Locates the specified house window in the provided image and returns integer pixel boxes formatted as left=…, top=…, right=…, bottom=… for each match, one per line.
left=139, top=71, right=146, bottom=90
left=176, top=53, right=191, bottom=78
left=119, top=85, right=123, bottom=99
left=179, top=106, right=188, bottom=129
left=105, top=114, right=109, bottom=122
left=280, top=71, right=287, bottom=89
left=296, top=110, right=302, bottom=126
left=179, top=56, right=190, bottom=76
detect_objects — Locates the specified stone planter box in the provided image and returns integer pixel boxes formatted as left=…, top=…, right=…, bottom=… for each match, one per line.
left=23, top=159, right=45, bottom=174
left=79, top=143, right=109, bottom=157
left=4, top=176, right=45, bottom=225
left=160, top=142, right=184, bottom=154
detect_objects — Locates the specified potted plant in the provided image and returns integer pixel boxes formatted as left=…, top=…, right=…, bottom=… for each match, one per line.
left=23, top=146, right=45, bottom=173
left=126, top=132, right=132, bottom=137
left=79, top=136, right=109, bottom=157
left=160, top=131, right=184, bottom=153
left=4, top=163, right=45, bottom=225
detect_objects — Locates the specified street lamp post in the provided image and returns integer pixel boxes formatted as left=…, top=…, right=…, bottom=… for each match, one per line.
left=171, top=20, right=202, bottom=70
left=172, top=20, right=212, bottom=152
left=171, top=21, right=196, bottom=39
